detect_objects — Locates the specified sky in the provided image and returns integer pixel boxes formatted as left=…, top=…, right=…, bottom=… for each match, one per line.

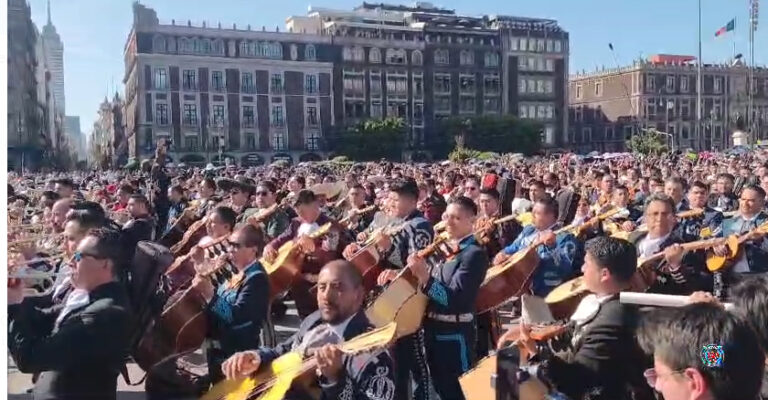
left=27, top=0, right=767, bottom=137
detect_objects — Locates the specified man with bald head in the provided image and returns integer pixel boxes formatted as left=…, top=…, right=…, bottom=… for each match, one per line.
left=50, top=198, right=74, bottom=233
left=220, top=260, right=396, bottom=400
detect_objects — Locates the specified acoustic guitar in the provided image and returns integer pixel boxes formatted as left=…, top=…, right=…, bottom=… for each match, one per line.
left=201, top=321, right=398, bottom=400
left=262, top=223, right=332, bottom=299
left=705, top=220, right=768, bottom=272
left=346, top=222, right=408, bottom=291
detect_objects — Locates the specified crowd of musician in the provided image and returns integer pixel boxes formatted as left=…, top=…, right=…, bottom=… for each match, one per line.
left=6, top=150, right=768, bottom=400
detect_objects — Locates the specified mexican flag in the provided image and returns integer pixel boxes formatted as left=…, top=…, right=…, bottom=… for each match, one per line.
left=715, top=18, right=735, bottom=37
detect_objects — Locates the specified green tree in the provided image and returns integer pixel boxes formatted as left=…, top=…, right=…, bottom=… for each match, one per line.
left=329, top=117, right=406, bottom=161
left=435, top=115, right=542, bottom=159
left=626, top=128, right=669, bottom=155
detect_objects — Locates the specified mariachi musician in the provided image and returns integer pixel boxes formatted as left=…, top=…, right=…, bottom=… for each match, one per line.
left=121, top=194, right=156, bottom=256
left=220, top=260, right=396, bottom=400
left=146, top=225, right=270, bottom=399
left=239, top=180, right=290, bottom=242
left=263, top=189, right=348, bottom=319
left=708, top=173, right=739, bottom=212
left=474, top=188, right=519, bottom=356
left=629, top=193, right=710, bottom=295
left=678, top=180, right=723, bottom=241
left=711, top=185, right=768, bottom=294
left=406, top=196, right=490, bottom=400
left=223, top=177, right=257, bottom=221
left=496, top=237, right=654, bottom=400
left=493, top=196, right=582, bottom=298
left=343, top=184, right=376, bottom=237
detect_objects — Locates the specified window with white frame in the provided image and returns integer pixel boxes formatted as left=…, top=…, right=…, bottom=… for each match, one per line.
left=182, top=69, right=197, bottom=91
left=576, top=85, right=583, bottom=99
left=305, top=44, right=316, bottom=61
left=520, top=104, right=528, bottom=118
left=666, top=76, right=675, bottom=92
left=713, top=76, right=723, bottom=94
left=241, top=72, right=255, bottom=93
left=510, top=37, right=519, bottom=51
left=434, top=96, right=451, bottom=114
left=412, top=50, right=423, bottom=66
left=537, top=39, right=545, bottom=52
left=434, top=74, right=451, bottom=94
left=518, top=57, right=527, bottom=71
left=680, top=76, right=689, bottom=93
left=595, top=81, right=603, bottom=97
left=156, top=103, right=169, bottom=125
left=305, top=74, right=318, bottom=95
left=370, top=72, right=382, bottom=97
left=460, top=75, right=476, bottom=94
left=646, top=74, right=656, bottom=91
left=460, top=50, right=474, bottom=66
left=434, top=49, right=449, bottom=65
left=306, top=106, right=319, bottom=126
left=575, top=106, right=583, bottom=122
left=537, top=80, right=545, bottom=93
left=211, top=71, right=224, bottom=92
left=305, top=131, right=321, bottom=151
left=343, top=47, right=353, bottom=61
left=353, top=47, right=365, bottom=62
left=271, top=105, right=284, bottom=126
left=242, top=105, right=255, bottom=128
left=343, top=70, right=365, bottom=98
left=519, top=38, right=527, bottom=51
left=154, top=68, right=168, bottom=90
left=183, top=103, right=197, bottom=125
left=484, top=98, right=500, bottom=113
left=519, top=78, right=527, bottom=94
left=546, top=39, right=553, bottom=52
left=554, top=40, right=562, bottom=52
left=272, top=131, right=286, bottom=151
left=485, top=52, right=499, bottom=67
left=460, top=96, right=475, bottom=113
left=245, top=132, right=257, bottom=150
left=270, top=73, right=284, bottom=93
left=413, top=103, right=424, bottom=125
left=212, top=104, right=226, bottom=126
left=528, top=57, right=536, bottom=71
left=545, top=80, right=554, bottom=94
left=484, top=74, right=500, bottom=95
left=386, top=49, right=406, bottom=65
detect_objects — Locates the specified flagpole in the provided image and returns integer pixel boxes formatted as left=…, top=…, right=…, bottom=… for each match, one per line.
left=697, top=0, right=703, bottom=150
left=749, top=0, right=756, bottom=144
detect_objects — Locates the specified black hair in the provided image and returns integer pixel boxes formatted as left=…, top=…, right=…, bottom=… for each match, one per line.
left=212, top=206, right=238, bottom=230
left=237, top=224, right=266, bottom=250
left=258, top=180, right=278, bottom=194
left=129, top=194, right=150, bottom=208
left=690, top=180, right=710, bottom=192
left=479, top=188, right=500, bottom=201
left=637, top=303, right=764, bottom=400
left=85, top=228, right=126, bottom=277
left=389, top=178, right=420, bottom=201
left=293, top=189, right=318, bottom=207
left=450, top=196, right=478, bottom=216
left=729, top=275, right=768, bottom=352
left=169, top=184, right=184, bottom=196
left=118, top=184, right=135, bottom=195
left=644, top=193, right=675, bottom=213
left=741, top=184, right=766, bottom=199
left=584, top=236, right=636, bottom=283
left=534, top=195, right=559, bottom=219
left=717, top=173, right=735, bottom=183
left=665, top=176, right=688, bottom=191
left=529, top=180, right=546, bottom=190
left=201, top=177, right=217, bottom=191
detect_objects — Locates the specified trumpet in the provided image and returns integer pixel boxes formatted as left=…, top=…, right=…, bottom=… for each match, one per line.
left=8, top=269, right=71, bottom=297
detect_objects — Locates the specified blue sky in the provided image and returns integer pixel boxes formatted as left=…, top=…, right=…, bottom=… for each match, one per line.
left=28, top=0, right=766, bottom=136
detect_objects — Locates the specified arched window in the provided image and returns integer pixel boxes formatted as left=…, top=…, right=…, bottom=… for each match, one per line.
left=239, top=40, right=251, bottom=56
left=153, top=35, right=166, bottom=53
left=202, top=39, right=212, bottom=54
left=484, top=52, right=499, bottom=67
left=179, top=38, right=190, bottom=53
left=411, top=50, right=423, bottom=65
left=305, top=44, right=317, bottom=61
left=353, top=46, right=365, bottom=62
left=460, top=50, right=474, bottom=65
left=434, top=49, right=449, bottom=65
left=342, top=47, right=353, bottom=61
left=213, top=39, right=225, bottom=55
left=167, top=37, right=177, bottom=53
left=369, top=48, right=381, bottom=63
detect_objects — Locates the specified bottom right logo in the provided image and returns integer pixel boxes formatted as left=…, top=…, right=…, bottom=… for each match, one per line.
left=701, top=344, right=724, bottom=368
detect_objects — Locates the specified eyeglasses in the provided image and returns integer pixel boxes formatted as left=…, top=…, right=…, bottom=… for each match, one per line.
left=643, top=368, right=686, bottom=388
left=227, top=240, right=248, bottom=250
left=73, top=250, right=105, bottom=263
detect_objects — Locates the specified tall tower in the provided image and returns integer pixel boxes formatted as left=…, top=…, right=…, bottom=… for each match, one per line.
left=41, top=0, right=65, bottom=114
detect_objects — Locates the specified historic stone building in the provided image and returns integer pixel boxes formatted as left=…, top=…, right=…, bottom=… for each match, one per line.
left=124, top=2, right=570, bottom=165
left=568, top=54, right=768, bottom=153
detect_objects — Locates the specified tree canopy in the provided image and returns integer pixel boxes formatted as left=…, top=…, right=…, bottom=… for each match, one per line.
left=626, top=128, right=669, bottom=155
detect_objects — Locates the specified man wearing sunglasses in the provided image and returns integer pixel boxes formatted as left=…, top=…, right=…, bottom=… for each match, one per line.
left=638, top=303, right=764, bottom=400
left=147, top=224, right=270, bottom=398
left=264, top=189, right=347, bottom=318
left=241, top=180, right=289, bottom=242
left=9, top=229, right=132, bottom=400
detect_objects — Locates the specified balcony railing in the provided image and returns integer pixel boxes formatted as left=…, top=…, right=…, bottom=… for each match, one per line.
left=241, top=85, right=256, bottom=94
